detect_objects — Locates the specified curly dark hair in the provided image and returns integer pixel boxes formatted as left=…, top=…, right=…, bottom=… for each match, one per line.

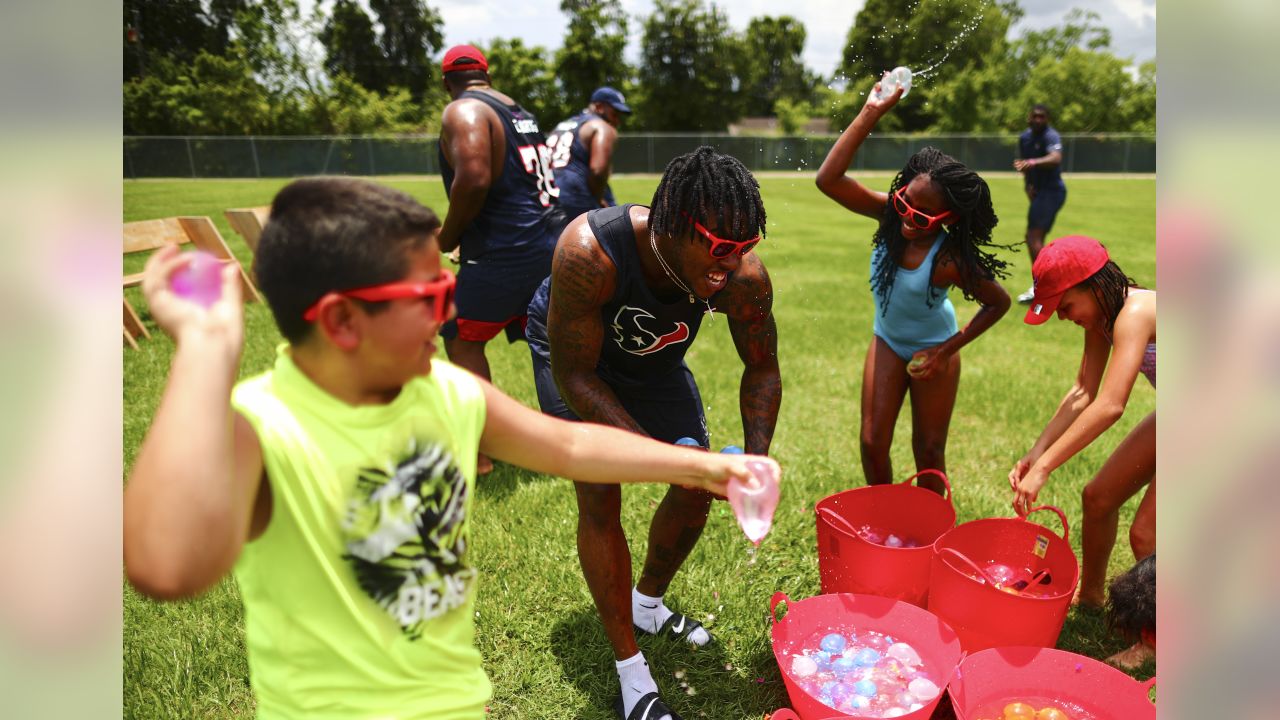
left=1079, top=260, right=1140, bottom=334
left=650, top=145, right=766, bottom=244
left=872, top=146, right=1009, bottom=312
left=1107, top=554, right=1156, bottom=642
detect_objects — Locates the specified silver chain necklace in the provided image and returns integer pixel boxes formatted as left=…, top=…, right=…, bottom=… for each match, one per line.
left=649, top=229, right=714, bottom=320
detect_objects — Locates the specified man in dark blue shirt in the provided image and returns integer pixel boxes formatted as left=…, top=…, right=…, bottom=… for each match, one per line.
left=1014, top=104, right=1067, bottom=303
left=546, top=86, right=630, bottom=233
left=437, top=44, right=561, bottom=473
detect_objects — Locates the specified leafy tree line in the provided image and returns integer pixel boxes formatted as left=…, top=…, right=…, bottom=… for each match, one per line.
left=124, top=0, right=1155, bottom=136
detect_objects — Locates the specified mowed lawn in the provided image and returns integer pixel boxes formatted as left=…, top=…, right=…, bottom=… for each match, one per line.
left=123, top=173, right=1155, bottom=719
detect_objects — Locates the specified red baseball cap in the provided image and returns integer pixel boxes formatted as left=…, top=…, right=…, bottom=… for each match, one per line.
left=441, top=44, right=488, bottom=74
left=1024, top=235, right=1110, bottom=325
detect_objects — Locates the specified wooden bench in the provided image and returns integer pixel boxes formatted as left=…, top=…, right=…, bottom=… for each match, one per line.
left=223, top=206, right=271, bottom=254
left=123, top=216, right=262, bottom=347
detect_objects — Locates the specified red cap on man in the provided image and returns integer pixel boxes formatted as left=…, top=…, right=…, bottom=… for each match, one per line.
left=1024, top=235, right=1111, bottom=325
left=441, top=44, right=488, bottom=74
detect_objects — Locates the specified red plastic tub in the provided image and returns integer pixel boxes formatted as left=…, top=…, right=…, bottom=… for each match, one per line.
left=770, top=591, right=962, bottom=720
left=948, top=646, right=1156, bottom=720
left=927, top=506, right=1079, bottom=653
left=815, top=470, right=956, bottom=607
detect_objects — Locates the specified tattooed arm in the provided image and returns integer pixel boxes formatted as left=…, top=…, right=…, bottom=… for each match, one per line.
left=547, top=212, right=646, bottom=435
left=720, top=253, right=782, bottom=455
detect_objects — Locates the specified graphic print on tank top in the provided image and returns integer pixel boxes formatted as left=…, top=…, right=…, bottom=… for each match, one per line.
left=611, top=305, right=691, bottom=356
left=342, top=437, right=474, bottom=640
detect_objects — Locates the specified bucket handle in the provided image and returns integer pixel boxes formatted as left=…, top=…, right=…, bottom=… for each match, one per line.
left=1141, top=676, right=1157, bottom=703
left=770, top=591, right=791, bottom=625
left=815, top=505, right=864, bottom=541
left=1022, top=504, right=1071, bottom=544
left=901, top=468, right=952, bottom=502
left=936, top=547, right=999, bottom=586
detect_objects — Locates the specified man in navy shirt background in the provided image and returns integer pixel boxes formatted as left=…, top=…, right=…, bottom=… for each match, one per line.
left=546, top=86, right=630, bottom=233
left=1013, top=103, right=1067, bottom=303
left=437, top=44, right=561, bottom=473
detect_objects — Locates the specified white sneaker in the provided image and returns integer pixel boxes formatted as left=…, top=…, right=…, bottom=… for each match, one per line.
left=1017, top=286, right=1035, bottom=304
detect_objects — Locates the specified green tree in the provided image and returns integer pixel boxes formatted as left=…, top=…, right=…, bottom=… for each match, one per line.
left=1013, top=47, right=1138, bottom=132
left=307, top=74, right=428, bottom=134
left=123, top=51, right=298, bottom=135
left=1120, top=60, right=1156, bottom=134
left=556, top=0, right=631, bottom=110
left=834, top=0, right=1013, bottom=131
left=740, top=16, right=815, bottom=116
left=369, top=0, right=444, bottom=102
left=123, top=0, right=220, bottom=80
left=484, top=38, right=565, bottom=130
left=319, top=0, right=385, bottom=93
left=637, top=0, right=743, bottom=131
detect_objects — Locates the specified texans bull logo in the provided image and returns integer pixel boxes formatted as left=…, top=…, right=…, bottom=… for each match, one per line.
left=611, top=305, right=690, bottom=356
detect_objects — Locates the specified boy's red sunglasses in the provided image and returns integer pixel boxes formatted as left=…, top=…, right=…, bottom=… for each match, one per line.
left=892, top=186, right=954, bottom=231
left=682, top=213, right=760, bottom=258
left=302, top=269, right=456, bottom=323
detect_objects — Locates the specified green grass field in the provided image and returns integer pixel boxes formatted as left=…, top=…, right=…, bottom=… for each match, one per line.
left=123, top=173, right=1155, bottom=719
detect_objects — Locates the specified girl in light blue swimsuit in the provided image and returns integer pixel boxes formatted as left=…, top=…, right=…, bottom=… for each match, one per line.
left=817, top=79, right=1013, bottom=493
left=1012, top=236, right=1156, bottom=616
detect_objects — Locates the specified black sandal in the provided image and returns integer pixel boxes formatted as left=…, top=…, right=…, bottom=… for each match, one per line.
left=635, top=612, right=710, bottom=644
left=614, top=691, right=684, bottom=720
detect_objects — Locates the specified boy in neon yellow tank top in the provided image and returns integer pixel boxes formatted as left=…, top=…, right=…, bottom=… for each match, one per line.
left=124, top=177, right=779, bottom=720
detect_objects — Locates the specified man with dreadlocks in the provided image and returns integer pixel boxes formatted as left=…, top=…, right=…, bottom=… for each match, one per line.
left=525, top=146, right=781, bottom=720
left=816, top=78, right=1011, bottom=495
left=1012, top=235, right=1156, bottom=611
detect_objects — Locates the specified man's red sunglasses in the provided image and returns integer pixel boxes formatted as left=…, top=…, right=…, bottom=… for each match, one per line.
left=892, top=186, right=954, bottom=231
left=302, top=269, right=456, bottom=323
left=682, top=213, right=760, bottom=258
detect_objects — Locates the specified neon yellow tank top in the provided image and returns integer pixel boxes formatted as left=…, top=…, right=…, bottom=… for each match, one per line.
left=231, top=347, right=490, bottom=719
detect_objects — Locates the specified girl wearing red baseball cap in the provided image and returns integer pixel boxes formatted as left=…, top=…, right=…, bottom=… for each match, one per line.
left=1011, top=235, right=1156, bottom=609
left=816, top=77, right=1012, bottom=495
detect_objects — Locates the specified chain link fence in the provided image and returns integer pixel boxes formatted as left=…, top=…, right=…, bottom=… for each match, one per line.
left=124, top=133, right=1155, bottom=179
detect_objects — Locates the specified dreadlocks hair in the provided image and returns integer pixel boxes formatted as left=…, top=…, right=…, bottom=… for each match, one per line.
left=1106, top=554, right=1155, bottom=643
left=872, top=147, right=1010, bottom=313
left=650, top=146, right=766, bottom=245
left=1079, top=260, right=1140, bottom=334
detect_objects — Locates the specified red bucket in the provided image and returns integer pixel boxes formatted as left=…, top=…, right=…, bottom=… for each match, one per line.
left=770, top=591, right=962, bottom=720
left=948, top=646, right=1156, bottom=720
left=928, top=506, right=1080, bottom=653
left=815, top=470, right=956, bottom=607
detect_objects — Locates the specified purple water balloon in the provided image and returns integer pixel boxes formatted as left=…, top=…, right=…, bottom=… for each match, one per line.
left=171, top=250, right=224, bottom=308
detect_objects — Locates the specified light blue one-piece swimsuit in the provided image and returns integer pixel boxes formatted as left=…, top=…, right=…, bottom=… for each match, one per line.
left=871, top=233, right=958, bottom=361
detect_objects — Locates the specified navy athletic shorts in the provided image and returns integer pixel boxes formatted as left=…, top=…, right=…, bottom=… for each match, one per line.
left=530, top=350, right=709, bottom=447
left=1027, top=186, right=1067, bottom=233
left=441, top=251, right=553, bottom=343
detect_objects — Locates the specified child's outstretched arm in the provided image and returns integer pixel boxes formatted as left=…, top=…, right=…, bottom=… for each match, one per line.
left=814, top=79, right=903, bottom=218
left=1013, top=296, right=1155, bottom=512
left=124, top=246, right=265, bottom=600
left=477, top=379, right=777, bottom=496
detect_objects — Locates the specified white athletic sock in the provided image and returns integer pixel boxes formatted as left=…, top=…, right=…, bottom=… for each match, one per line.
left=616, top=652, right=671, bottom=720
left=632, top=588, right=711, bottom=646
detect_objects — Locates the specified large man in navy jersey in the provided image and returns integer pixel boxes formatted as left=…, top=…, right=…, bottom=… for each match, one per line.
left=527, top=147, right=781, bottom=720
left=437, top=45, right=560, bottom=474
left=546, top=86, right=630, bottom=231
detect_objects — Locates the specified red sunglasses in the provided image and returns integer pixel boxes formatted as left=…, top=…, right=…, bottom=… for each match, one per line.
left=892, top=186, right=954, bottom=231
left=682, top=213, right=760, bottom=258
left=302, top=269, right=456, bottom=323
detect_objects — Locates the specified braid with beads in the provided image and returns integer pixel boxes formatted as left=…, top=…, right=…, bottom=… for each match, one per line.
left=872, top=147, right=1010, bottom=312
left=650, top=146, right=766, bottom=243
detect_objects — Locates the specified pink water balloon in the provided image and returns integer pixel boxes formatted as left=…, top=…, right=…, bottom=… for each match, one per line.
left=170, top=250, right=224, bottom=308
left=728, top=460, right=780, bottom=545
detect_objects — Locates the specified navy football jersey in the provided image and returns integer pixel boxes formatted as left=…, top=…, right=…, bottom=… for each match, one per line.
left=439, top=89, right=560, bottom=262
left=546, top=110, right=616, bottom=213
